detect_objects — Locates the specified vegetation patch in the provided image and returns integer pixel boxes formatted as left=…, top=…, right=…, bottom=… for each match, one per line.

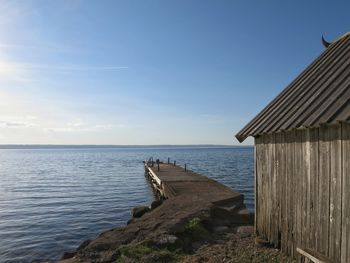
left=175, top=217, right=211, bottom=252
left=115, top=217, right=212, bottom=262
left=115, top=240, right=180, bottom=263
left=183, top=217, right=210, bottom=241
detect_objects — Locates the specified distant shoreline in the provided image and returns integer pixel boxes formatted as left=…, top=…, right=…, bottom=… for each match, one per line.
left=0, top=144, right=253, bottom=149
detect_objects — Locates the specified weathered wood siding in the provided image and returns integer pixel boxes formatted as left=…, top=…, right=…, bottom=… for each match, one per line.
left=255, top=122, right=350, bottom=263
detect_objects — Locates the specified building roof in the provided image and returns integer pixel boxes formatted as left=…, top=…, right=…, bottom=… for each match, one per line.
left=236, top=33, right=350, bottom=143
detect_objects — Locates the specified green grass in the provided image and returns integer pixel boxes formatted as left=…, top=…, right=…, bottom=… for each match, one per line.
left=115, top=217, right=211, bottom=262
left=115, top=241, right=179, bottom=263
left=175, top=217, right=211, bottom=253
left=183, top=217, right=210, bottom=241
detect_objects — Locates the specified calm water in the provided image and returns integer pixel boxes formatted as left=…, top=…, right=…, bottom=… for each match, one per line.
left=0, top=146, right=253, bottom=263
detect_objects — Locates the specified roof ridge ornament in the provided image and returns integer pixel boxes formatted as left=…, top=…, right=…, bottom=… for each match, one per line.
left=321, top=35, right=332, bottom=48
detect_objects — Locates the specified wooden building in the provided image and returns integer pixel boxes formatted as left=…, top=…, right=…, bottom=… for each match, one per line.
left=236, top=33, right=350, bottom=263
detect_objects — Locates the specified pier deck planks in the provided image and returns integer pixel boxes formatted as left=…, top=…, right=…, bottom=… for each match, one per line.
left=145, top=162, right=243, bottom=204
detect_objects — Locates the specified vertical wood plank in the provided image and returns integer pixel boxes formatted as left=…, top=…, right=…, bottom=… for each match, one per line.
left=270, top=133, right=278, bottom=245
left=269, top=133, right=274, bottom=243
left=261, top=135, right=266, bottom=238
left=275, top=132, right=282, bottom=248
left=288, top=130, right=296, bottom=256
left=261, top=134, right=268, bottom=238
left=309, top=127, right=319, bottom=251
left=329, top=124, right=342, bottom=262
left=341, top=122, right=350, bottom=263
left=318, top=125, right=330, bottom=256
left=284, top=132, right=290, bottom=254
left=271, top=133, right=275, bottom=244
left=254, top=137, right=259, bottom=235
left=280, top=132, right=288, bottom=254
left=265, top=134, right=271, bottom=241
left=266, top=134, right=271, bottom=241
left=302, top=129, right=311, bottom=254
left=286, top=131, right=292, bottom=255
left=295, top=129, right=303, bottom=262
left=256, top=136, right=263, bottom=236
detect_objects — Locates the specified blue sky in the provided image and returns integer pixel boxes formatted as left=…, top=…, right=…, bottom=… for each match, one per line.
left=0, top=0, right=349, bottom=145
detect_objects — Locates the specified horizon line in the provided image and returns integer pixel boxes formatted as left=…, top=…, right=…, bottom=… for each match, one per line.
left=0, top=144, right=252, bottom=149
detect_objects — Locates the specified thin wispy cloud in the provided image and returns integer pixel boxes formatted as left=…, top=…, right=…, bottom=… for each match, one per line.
left=1, top=61, right=128, bottom=72
left=17, top=63, right=129, bottom=71
left=45, top=122, right=126, bottom=133
left=0, top=114, right=39, bottom=129
left=0, top=121, right=34, bottom=128
left=0, top=60, right=128, bottom=82
left=0, top=43, right=86, bottom=54
left=66, top=121, right=86, bottom=128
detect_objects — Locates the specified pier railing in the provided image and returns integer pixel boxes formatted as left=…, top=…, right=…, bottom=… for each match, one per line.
left=146, top=157, right=188, bottom=173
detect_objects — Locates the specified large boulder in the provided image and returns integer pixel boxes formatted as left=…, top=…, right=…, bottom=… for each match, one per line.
left=131, top=206, right=150, bottom=218
left=151, top=200, right=162, bottom=210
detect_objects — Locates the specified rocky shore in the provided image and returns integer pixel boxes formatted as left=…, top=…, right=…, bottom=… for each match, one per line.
left=59, top=194, right=296, bottom=263
left=59, top=191, right=254, bottom=263
left=59, top=162, right=294, bottom=263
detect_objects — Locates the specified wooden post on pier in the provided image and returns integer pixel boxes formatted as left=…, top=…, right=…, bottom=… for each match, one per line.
left=155, top=159, right=160, bottom=171
left=167, top=157, right=170, bottom=164
left=185, top=164, right=187, bottom=172
left=174, top=161, right=176, bottom=166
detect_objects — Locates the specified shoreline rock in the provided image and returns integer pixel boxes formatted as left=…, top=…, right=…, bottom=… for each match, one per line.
left=59, top=194, right=252, bottom=263
left=131, top=206, right=150, bottom=218
left=59, top=162, right=253, bottom=262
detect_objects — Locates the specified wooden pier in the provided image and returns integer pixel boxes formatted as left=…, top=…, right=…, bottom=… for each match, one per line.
left=59, top=160, right=253, bottom=263
left=144, top=160, right=251, bottom=224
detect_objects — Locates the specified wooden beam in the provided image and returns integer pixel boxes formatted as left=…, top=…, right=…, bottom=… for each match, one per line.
left=296, top=247, right=336, bottom=263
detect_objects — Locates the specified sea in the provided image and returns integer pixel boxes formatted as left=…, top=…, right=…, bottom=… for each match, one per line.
left=0, top=146, right=254, bottom=263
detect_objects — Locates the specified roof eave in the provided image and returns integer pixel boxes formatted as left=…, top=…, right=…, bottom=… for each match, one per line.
left=235, top=133, right=248, bottom=143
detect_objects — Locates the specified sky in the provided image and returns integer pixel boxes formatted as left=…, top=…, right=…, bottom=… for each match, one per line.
left=0, top=0, right=349, bottom=145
